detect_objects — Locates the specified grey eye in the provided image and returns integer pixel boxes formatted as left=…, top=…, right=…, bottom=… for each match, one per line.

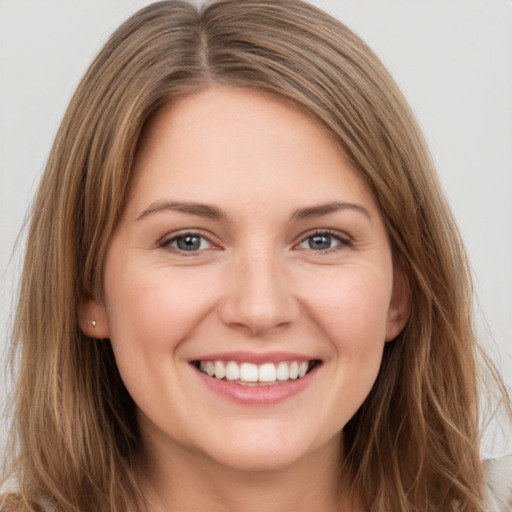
left=297, top=231, right=349, bottom=252
left=176, top=235, right=203, bottom=251
left=164, top=234, right=213, bottom=252
left=308, top=234, right=334, bottom=250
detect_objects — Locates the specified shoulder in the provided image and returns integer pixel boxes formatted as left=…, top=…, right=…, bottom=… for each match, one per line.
left=483, top=454, right=512, bottom=512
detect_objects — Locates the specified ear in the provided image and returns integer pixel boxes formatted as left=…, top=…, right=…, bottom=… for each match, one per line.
left=78, top=294, right=110, bottom=339
left=385, top=267, right=411, bottom=342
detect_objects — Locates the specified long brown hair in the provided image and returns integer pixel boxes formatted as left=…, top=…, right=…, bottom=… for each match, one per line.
left=1, top=1, right=507, bottom=510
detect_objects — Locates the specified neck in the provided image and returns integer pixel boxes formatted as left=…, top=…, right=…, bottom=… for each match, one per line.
left=134, top=432, right=363, bottom=512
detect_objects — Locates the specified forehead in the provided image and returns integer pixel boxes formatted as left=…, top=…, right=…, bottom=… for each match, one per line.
left=125, top=86, right=379, bottom=220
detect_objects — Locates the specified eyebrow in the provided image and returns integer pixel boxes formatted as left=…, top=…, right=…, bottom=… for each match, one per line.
left=137, top=200, right=227, bottom=221
left=291, top=201, right=371, bottom=222
left=136, top=199, right=371, bottom=222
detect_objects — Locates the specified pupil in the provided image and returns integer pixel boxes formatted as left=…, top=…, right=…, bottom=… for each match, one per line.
left=309, top=234, right=331, bottom=250
left=177, top=236, right=201, bottom=251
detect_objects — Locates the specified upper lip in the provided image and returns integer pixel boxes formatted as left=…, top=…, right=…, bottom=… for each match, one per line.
left=189, top=351, right=320, bottom=365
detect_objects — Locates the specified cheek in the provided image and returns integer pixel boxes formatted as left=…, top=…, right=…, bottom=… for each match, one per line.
left=300, top=266, right=393, bottom=346
left=298, top=268, right=392, bottom=424
left=102, top=261, right=219, bottom=419
left=103, top=258, right=217, bottom=355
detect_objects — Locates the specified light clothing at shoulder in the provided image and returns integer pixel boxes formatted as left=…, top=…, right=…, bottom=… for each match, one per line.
left=484, top=454, right=512, bottom=512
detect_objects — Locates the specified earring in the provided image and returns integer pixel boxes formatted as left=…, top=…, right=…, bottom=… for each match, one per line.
left=87, top=320, right=97, bottom=327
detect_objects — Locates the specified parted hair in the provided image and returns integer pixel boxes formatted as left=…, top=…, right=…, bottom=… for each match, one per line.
left=1, top=1, right=502, bottom=510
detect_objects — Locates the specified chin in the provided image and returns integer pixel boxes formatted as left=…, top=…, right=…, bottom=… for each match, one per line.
left=195, top=425, right=342, bottom=474
left=207, top=443, right=311, bottom=473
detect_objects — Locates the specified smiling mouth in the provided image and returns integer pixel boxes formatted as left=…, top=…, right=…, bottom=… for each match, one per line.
left=192, top=359, right=322, bottom=386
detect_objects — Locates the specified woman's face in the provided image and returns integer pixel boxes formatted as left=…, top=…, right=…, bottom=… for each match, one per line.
left=82, top=86, right=409, bottom=472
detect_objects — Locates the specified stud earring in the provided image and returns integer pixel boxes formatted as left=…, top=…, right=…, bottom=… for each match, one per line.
left=87, top=320, right=97, bottom=327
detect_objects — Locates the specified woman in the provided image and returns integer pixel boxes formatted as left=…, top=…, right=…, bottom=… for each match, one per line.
left=1, top=1, right=510, bottom=510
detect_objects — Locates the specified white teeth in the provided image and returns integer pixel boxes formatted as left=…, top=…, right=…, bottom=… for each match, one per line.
left=225, top=361, right=240, bottom=381
left=259, top=363, right=277, bottom=382
left=240, top=363, right=258, bottom=382
left=198, top=359, right=316, bottom=384
left=276, top=361, right=289, bottom=381
left=214, top=361, right=226, bottom=379
left=289, top=361, right=299, bottom=380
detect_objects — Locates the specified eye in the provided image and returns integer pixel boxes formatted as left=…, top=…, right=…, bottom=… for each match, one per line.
left=297, top=230, right=351, bottom=252
left=160, top=233, right=214, bottom=253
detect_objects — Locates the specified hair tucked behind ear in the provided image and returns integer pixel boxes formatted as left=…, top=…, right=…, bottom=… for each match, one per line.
left=1, top=1, right=510, bottom=511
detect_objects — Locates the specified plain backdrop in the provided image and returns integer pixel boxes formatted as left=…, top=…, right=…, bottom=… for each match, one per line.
left=1, top=0, right=511, bottom=456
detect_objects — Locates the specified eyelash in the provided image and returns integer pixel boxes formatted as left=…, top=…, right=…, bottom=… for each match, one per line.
left=159, top=229, right=352, bottom=255
left=159, top=231, right=215, bottom=254
left=296, top=229, right=353, bottom=253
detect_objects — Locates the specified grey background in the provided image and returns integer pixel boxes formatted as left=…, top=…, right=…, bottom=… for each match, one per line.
left=1, top=0, right=511, bottom=456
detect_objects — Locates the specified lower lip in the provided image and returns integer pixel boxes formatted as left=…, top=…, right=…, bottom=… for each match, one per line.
left=193, top=365, right=319, bottom=405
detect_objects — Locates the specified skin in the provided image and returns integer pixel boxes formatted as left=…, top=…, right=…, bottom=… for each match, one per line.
left=81, top=86, right=410, bottom=512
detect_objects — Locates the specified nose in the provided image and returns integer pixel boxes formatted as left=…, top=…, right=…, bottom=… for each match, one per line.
left=218, top=248, right=300, bottom=336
